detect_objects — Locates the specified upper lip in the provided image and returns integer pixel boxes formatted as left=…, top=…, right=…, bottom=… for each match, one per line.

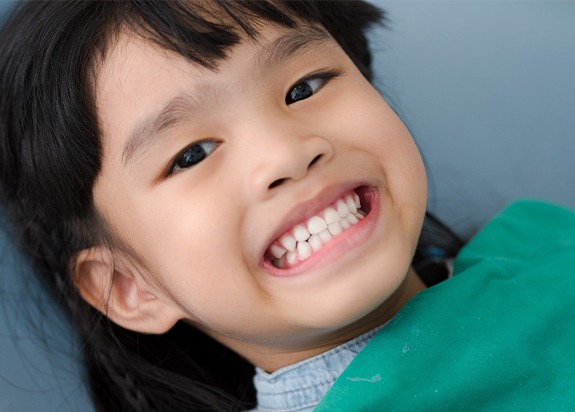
left=258, top=181, right=369, bottom=263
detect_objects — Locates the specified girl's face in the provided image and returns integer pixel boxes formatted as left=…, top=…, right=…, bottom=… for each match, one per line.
left=91, top=24, right=427, bottom=370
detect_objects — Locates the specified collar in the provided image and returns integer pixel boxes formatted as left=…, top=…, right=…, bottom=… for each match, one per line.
left=252, top=325, right=383, bottom=411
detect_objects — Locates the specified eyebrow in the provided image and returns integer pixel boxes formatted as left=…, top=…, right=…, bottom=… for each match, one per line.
left=122, top=93, right=202, bottom=166
left=252, top=25, right=333, bottom=77
left=121, top=26, right=333, bottom=167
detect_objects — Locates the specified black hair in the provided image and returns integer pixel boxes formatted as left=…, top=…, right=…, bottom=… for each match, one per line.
left=0, top=1, right=397, bottom=411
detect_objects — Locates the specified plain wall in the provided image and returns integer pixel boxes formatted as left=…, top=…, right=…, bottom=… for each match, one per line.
left=370, top=1, right=575, bottom=237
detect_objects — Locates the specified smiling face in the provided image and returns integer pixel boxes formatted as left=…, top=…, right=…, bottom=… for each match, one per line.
left=90, top=23, right=427, bottom=371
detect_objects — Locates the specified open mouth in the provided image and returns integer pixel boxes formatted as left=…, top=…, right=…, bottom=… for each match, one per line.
left=264, top=186, right=375, bottom=270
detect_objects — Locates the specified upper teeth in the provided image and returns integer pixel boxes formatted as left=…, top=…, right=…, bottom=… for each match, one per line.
left=267, top=192, right=364, bottom=268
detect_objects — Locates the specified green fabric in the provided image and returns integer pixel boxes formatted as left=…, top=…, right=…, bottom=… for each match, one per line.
left=315, top=201, right=575, bottom=411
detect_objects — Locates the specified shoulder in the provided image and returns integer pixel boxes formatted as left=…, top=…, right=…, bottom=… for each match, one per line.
left=454, top=200, right=575, bottom=275
left=315, top=201, right=575, bottom=411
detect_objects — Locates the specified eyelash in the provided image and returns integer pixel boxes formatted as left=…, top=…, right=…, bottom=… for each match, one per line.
left=167, top=140, right=220, bottom=176
left=285, top=70, right=340, bottom=105
left=165, top=70, right=340, bottom=177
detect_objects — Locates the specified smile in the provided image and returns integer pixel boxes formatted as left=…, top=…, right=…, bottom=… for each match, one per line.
left=264, top=187, right=375, bottom=270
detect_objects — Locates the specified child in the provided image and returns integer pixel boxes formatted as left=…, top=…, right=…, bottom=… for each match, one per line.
left=0, top=1, right=573, bottom=411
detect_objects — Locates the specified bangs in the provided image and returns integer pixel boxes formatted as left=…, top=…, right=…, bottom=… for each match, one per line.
left=102, top=0, right=384, bottom=75
left=110, top=1, right=313, bottom=69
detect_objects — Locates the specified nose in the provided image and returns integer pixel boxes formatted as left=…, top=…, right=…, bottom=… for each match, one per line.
left=246, top=127, right=334, bottom=199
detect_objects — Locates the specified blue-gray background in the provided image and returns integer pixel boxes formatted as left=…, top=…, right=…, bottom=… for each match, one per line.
left=1, top=1, right=574, bottom=411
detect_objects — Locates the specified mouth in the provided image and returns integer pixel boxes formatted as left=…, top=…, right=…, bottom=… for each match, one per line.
left=263, top=186, right=376, bottom=271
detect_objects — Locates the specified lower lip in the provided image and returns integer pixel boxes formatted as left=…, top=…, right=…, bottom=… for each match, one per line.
left=260, top=187, right=380, bottom=277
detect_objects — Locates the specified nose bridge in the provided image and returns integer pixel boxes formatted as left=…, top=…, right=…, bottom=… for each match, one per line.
left=243, top=114, right=333, bottom=198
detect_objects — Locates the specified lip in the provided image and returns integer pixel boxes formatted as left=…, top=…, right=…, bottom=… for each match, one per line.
left=259, top=184, right=380, bottom=277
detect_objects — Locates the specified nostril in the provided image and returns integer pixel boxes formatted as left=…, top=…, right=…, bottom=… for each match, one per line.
left=308, top=154, right=322, bottom=169
left=268, top=178, right=287, bottom=189
left=267, top=154, right=324, bottom=190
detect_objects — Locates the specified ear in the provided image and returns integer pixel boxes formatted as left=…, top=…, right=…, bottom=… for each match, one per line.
left=73, top=247, right=181, bottom=334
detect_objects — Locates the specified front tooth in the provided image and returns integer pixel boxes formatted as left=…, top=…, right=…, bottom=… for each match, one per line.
left=293, top=225, right=310, bottom=242
left=270, top=244, right=287, bottom=259
left=297, top=241, right=312, bottom=260
left=336, top=199, right=350, bottom=217
left=346, top=195, right=357, bottom=213
left=307, top=216, right=327, bottom=234
left=324, top=207, right=340, bottom=224
left=319, top=229, right=333, bottom=243
left=308, top=235, right=322, bottom=251
left=286, top=250, right=297, bottom=265
left=280, top=234, right=296, bottom=252
left=328, top=221, right=342, bottom=236
left=354, top=193, right=361, bottom=209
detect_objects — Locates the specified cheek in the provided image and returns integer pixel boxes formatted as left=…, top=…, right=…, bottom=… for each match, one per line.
left=343, top=85, right=428, bottom=237
left=319, top=78, right=406, bottom=147
left=329, top=82, right=426, bottom=193
left=125, top=187, right=249, bottom=305
left=133, top=191, right=235, bottom=264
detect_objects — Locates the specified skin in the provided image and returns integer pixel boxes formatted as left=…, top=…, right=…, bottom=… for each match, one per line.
left=81, top=23, right=428, bottom=372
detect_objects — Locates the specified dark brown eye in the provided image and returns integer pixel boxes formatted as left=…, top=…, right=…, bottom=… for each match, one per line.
left=287, top=81, right=316, bottom=103
left=285, top=71, right=339, bottom=105
left=169, top=141, right=219, bottom=175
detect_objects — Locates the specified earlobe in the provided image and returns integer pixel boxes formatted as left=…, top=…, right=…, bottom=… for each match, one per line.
left=73, top=247, right=181, bottom=334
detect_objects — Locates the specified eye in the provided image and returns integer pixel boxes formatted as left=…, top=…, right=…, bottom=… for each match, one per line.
left=285, top=71, right=340, bottom=105
left=168, top=140, right=219, bottom=176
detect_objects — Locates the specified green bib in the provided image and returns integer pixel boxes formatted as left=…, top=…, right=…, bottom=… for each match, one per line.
left=315, top=201, right=575, bottom=411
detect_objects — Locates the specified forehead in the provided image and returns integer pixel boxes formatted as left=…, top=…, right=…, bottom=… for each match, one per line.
left=98, top=22, right=331, bottom=83
left=94, top=23, right=335, bottom=164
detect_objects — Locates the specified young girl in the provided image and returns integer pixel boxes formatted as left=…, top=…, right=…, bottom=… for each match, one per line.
left=0, top=1, right=573, bottom=411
